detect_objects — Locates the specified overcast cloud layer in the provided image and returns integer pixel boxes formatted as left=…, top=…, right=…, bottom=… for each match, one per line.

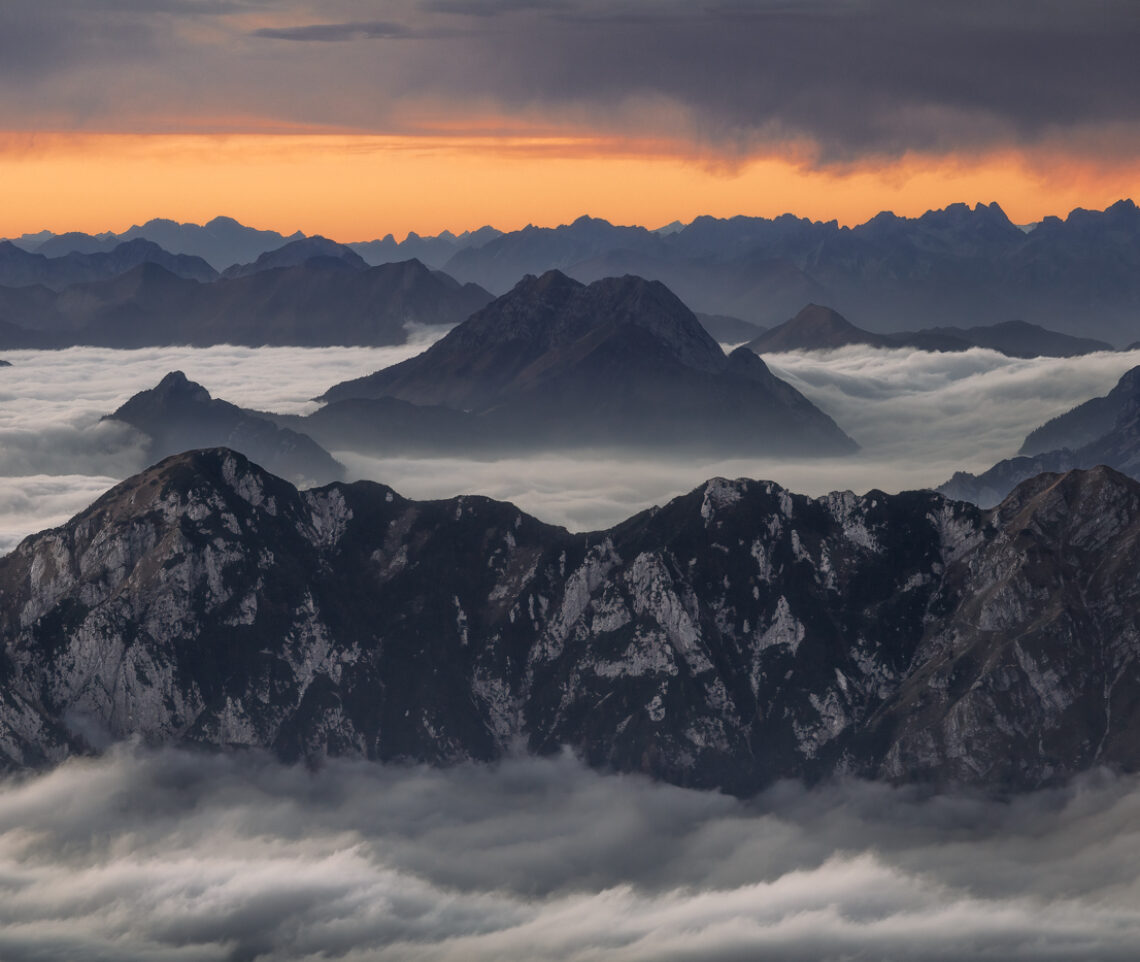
left=1, top=746, right=1139, bottom=961
left=3, top=0, right=1140, bottom=164
left=2, top=343, right=1138, bottom=548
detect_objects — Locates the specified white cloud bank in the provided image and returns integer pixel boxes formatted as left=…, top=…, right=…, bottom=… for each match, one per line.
left=0, top=747, right=1139, bottom=961
left=2, top=342, right=1138, bottom=547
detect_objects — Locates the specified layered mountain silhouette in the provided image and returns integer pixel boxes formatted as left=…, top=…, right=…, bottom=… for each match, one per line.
left=939, top=366, right=1140, bottom=505
left=0, top=259, right=491, bottom=348
left=317, top=271, right=857, bottom=455
left=16, top=216, right=307, bottom=270
left=349, top=225, right=503, bottom=269
left=3, top=449, right=1140, bottom=794
left=222, top=236, right=368, bottom=278
left=747, top=304, right=1113, bottom=357
left=105, top=372, right=344, bottom=486
left=9, top=200, right=1140, bottom=341
left=0, top=238, right=218, bottom=291
left=440, top=201, right=1140, bottom=342
left=9, top=216, right=501, bottom=272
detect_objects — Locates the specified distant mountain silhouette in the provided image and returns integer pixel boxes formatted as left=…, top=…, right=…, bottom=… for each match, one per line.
left=319, top=271, right=857, bottom=456
left=441, top=201, right=1140, bottom=342
left=0, top=238, right=218, bottom=291
left=8, top=217, right=501, bottom=273
left=748, top=304, right=1113, bottom=358
left=11, top=200, right=1140, bottom=343
left=118, top=216, right=307, bottom=271
left=748, top=304, right=889, bottom=352
left=34, top=231, right=118, bottom=257
left=909, top=320, right=1112, bottom=358
left=443, top=215, right=664, bottom=294
left=105, top=371, right=343, bottom=486
left=222, top=236, right=368, bottom=277
left=350, top=225, right=503, bottom=269
left=0, top=259, right=491, bottom=348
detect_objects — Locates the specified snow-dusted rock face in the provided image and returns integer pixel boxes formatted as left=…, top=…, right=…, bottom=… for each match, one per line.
left=2, top=450, right=1139, bottom=794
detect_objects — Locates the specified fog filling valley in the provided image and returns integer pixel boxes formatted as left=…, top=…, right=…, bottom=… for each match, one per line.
left=2, top=340, right=1139, bottom=549
left=5, top=341, right=1140, bottom=958
left=2, top=746, right=1140, bottom=962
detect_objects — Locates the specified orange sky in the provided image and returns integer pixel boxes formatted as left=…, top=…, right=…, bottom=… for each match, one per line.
left=2, top=131, right=1137, bottom=240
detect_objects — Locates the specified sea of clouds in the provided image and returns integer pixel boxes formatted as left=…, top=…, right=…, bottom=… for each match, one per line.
left=2, top=341, right=1139, bottom=548
left=4, top=342, right=1140, bottom=958
left=1, top=746, right=1139, bottom=961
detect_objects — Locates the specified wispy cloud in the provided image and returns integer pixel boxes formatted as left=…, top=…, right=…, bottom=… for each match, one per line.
left=252, top=20, right=416, bottom=42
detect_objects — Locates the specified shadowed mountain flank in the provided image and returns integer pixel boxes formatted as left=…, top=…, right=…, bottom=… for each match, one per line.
left=319, top=271, right=857, bottom=456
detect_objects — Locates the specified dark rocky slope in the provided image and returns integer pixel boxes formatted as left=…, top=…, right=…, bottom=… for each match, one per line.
left=940, top=366, right=1140, bottom=506
left=2, top=449, right=1138, bottom=794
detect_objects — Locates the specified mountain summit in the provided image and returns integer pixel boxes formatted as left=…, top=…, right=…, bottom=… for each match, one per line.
left=3, top=451, right=1140, bottom=793
left=319, top=271, right=856, bottom=455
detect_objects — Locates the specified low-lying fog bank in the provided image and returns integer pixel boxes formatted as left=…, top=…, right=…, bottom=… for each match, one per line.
left=1, top=746, right=1138, bottom=961
left=2, top=342, right=1138, bottom=548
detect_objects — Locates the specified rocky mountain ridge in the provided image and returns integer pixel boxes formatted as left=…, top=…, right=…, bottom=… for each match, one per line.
left=1, top=449, right=1138, bottom=794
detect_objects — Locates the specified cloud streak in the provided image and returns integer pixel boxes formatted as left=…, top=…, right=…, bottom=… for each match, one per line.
left=252, top=21, right=416, bottom=42
left=1, top=747, right=1140, bottom=961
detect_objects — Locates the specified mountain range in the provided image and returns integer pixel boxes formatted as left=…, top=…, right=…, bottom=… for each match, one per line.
left=440, top=202, right=1140, bottom=342
left=2, top=448, right=1138, bottom=795
left=8, top=200, right=1140, bottom=343
left=315, top=270, right=857, bottom=456
left=5, top=217, right=500, bottom=273
left=0, top=238, right=218, bottom=290
left=0, top=258, right=492, bottom=349
left=9, top=216, right=306, bottom=271
left=747, top=304, right=1114, bottom=357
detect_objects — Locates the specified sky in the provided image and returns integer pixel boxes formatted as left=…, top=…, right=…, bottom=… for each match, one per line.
left=2, top=0, right=1139, bottom=238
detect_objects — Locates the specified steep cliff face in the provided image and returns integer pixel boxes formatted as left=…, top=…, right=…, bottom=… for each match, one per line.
left=1, top=450, right=1137, bottom=793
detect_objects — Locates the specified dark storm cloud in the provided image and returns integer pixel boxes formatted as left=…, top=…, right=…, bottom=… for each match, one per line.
left=417, top=0, right=1140, bottom=159
left=4, top=0, right=1140, bottom=161
left=252, top=20, right=416, bottom=41
left=3, top=746, right=1140, bottom=961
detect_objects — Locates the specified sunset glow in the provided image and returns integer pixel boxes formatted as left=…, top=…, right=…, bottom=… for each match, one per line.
left=3, top=131, right=1137, bottom=239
